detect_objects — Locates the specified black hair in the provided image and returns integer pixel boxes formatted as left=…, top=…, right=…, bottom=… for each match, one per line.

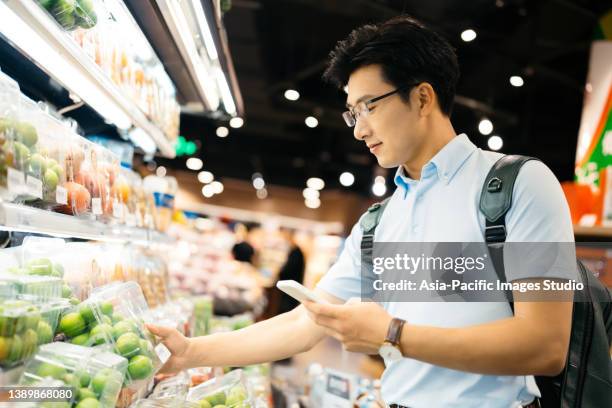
left=323, top=15, right=459, bottom=116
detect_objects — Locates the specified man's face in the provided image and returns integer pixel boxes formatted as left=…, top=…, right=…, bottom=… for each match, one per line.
left=345, top=64, right=425, bottom=168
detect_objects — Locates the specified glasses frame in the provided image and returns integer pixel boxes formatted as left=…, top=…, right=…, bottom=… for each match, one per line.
left=342, top=84, right=416, bottom=127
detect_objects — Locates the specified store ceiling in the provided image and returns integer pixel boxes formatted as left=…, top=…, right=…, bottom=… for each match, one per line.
left=166, top=0, right=608, bottom=196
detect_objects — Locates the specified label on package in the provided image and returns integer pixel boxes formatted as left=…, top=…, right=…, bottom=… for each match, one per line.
left=112, top=200, right=123, bottom=219
left=91, top=197, right=102, bottom=215
left=55, top=186, right=67, bottom=205
left=7, top=168, right=24, bottom=193
left=26, top=176, right=42, bottom=199
left=155, top=343, right=171, bottom=364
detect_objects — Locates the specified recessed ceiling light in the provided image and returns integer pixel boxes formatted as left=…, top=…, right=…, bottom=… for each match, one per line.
left=306, top=177, right=325, bottom=190
left=488, top=135, right=503, bottom=151
left=303, top=188, right=320, bottom=200
left=229, top=117, right=244, bottom=128
left=305, top=198, right=321, bottom=209
left=256, top=188, right=268, bottom=199
left=198, top=171, right=214, bottom=183
left=186, top=157, right=203, bottom=171
left=253, top=177, right=265, bottom=190
left=211, top=181, right=224, bottom=194
left=216, top=126, right=229, bottom=137
left=372, top=182, right=387, bottom=197
left=478, top=118, right=493, bottom=135
left=461, top=29, right=477, bottom=42
left=156, top=166, right=167, bottom=177
left=305, top=116, right=319, bottom=128
left=339, top=172, right=355, bottom=187
left=202, top=184, right=215, bottom=197
left=509, top=76, right=524, bottom=87
left=374, top=175, right=386, bottom=185
left=284, top=89, right=300, bottom=101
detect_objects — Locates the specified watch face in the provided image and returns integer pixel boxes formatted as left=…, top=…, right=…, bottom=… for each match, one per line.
left=379, top=343, right=402, bottom=362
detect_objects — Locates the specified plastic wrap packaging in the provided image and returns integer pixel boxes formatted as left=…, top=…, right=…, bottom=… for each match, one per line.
left=187, top=369, right=254, bottom=408
left=19, top=342, right=127, bottom=408
left=0, top=296, right=69, bottom=368
left=59, top=135, right=91, bottom=216
left=131, top=398, right=199, bottom=408
left=192, top=295, right=213, bottom=336
left=37, top=0, right=99, bottom=31
left=0, top=70, right=22, bottom=201
left=143, top=175, right=177, bottom=232
left=74, top=143, right=118, bottom=221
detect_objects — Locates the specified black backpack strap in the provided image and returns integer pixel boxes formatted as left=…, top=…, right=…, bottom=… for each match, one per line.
left=360, top=197, right=391, bottom=273
left=479, top=155, right=539, bottom=295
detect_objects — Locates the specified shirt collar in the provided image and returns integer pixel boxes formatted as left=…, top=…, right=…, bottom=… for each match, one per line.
left=394, top=134, right=477, bottom=190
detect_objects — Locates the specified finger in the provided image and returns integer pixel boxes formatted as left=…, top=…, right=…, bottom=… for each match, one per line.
left=146, top=324, right=173, bottom=338
left=304, top=302, right=342, bottom=319
left=313, top=315, right=343, bottom=333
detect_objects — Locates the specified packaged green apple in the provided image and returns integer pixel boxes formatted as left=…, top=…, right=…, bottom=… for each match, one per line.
left=150, top=371, right=190, bottom=401
left=77, top=282, right=168, bottom=385
left=0, top=69, right=22, bottom=201
left=131, top=398, right=199, bottom=408
left=37, top=0, right=99, bottom=31
left=19, top=341, right=127, bottom=408
left=0, top=296, right=69, bottom=368
left=187, top=369, right=254, bottom=408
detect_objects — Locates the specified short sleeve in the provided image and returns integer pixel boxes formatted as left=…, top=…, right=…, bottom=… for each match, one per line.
left=503, top=160, right=577, bottom=282
left=316, top=218, right=371, bottom=301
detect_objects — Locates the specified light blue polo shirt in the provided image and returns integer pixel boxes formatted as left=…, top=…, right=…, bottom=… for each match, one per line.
left=317, top=134, right=574, bottom=408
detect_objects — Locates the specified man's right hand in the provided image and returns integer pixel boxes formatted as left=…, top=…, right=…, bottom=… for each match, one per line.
left=146, top=324, right=193, bottom=374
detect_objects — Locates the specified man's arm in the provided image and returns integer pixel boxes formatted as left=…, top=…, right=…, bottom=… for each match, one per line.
left=148, top=289, right=341, bottom=373
left=399, top=297, right=572, bottom=376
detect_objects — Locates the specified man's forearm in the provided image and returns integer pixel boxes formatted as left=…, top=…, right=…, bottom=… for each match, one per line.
left=400, top=302, right=572, bottom=376
left=184, top=305, right=325, bottom=368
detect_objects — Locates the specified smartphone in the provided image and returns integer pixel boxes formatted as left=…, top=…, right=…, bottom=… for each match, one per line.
left=276, top=280, right=328, bottom=304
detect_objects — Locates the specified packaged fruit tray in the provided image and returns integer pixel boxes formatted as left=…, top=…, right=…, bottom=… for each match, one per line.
left=187, top=369, right=253, bottom=408
left=19, top=342, right=127, bottom=408
left=131, top=397, right=199, bottom=407
left=0, top=296, right=69, bottom=368
left=57, top=282, right=168, bottom=386
left=36, top=0, right=99, bottom=31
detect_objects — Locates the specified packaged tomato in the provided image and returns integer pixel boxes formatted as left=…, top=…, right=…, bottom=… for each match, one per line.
left=59, top=135, right=91, bottom=216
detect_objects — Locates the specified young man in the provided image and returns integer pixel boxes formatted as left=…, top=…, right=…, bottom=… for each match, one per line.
left=148, top=16, right=573, bottom=407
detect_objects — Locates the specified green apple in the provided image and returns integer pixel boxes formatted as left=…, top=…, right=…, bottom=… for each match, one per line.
left=37, top=362, right=67, bottom=379
left=78, top=387, right=96, bottom=401
left=70, top=332, right=90, bottom=346
left=116, top=332, right=140, bottom=357
left=15, top=122, right=37, bottom=147
left=89, top=323, right=112, bottom=345
left=127, top=355, right=153, bottom=380
left=29, top=153, right=46, bottom=175
left=37, top=320, right=53, bottom=344
left=59, top=312, right=86, bottom=337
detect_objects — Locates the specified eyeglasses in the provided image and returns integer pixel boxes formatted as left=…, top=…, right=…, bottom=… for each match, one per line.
left=342, top=84, right=415, bottom=127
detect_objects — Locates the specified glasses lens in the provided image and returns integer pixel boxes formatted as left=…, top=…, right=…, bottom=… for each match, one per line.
left=342, top=111, right=356, bottom=127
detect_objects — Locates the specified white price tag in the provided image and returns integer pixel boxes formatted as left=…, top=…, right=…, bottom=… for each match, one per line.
left=112, top=201, right=123, bottom=219
left=92, top=197, right=102, bottom=215
left=26, top=176, right=42, bottom=199
left=55, top=186, right=67, bottom=205
left=7, top=168, right=24, bottom=193
left=155, top=343, right=171, bottom=364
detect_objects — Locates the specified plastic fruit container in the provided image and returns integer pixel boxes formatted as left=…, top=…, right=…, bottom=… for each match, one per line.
left=20, top=341, right=127, bottom=408
left=0, top=296, right=68, bottom=368
left=0, top=69, right=22, bottom=201
left=131, top=398, right=199, bottom=408
left=0, top=273, right=62, bottom=301
left=81, top=282, right=167, bottom=385
left=58, top=135, right=91, bottom=217
left=37, top=0, right=99, bottom=31
left=187, top=369, right=253, bottom=408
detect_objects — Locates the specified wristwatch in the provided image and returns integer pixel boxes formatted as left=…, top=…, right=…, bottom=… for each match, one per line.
left=378, top=317, right=406, bottom=363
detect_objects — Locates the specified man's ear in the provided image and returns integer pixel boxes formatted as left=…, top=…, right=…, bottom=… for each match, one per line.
left=415, top=83, right=436, bottom=116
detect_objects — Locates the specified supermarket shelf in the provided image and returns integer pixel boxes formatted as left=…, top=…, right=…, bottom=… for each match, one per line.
left=0, top=202, right=174, bottom=245
left=0, top=0, right=176, bottom=158
left=574, top=225, right=612, bottom=239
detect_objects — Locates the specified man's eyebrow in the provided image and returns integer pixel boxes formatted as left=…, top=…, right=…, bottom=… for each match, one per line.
left=345, top=94, right=375, bottom=109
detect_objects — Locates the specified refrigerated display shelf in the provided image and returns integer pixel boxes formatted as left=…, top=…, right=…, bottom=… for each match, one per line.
left=0, top=202, right=174, bottom=245
left=0, top=0, right=176, bottom=158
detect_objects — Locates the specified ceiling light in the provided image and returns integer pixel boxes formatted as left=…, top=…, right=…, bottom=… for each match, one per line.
left=305, top=116, right=319, bottom=128
left=487, top=135, right=503, bottom=151
left=211, top=181, right=224, bottom=194
left=186, top=157, right=204, bottom=170
left=303, top=188, right=320, bottom=200
left=305, top=198, right=321, bottom=209
left=198, top=171, right=214, bottom=183
left=190, top=0, right=218, bottom=60
left=253, top=177, right=265, bottom=190
left=306, top=177, right=325, bottom=190
left=156, top=166, right=167, bottom=177
left=374, top=176, right=386, bottom=185
left=461, top=29, right=477, bottom=42
left=216, top=126, right=229, bottom=137
left=284, top=89, right=300, bottom=101
left=215, top=68, right=236, bottom=115
left=229, top=117, right=244, bottom=128
left=256, top=188, right=268, bottom=199
left=478, top=118, right=493, bottom=135
left=509, top=75, right=524, bottom=87
left=202, top=184, right=215, bottom=198
left=372, top=182, right=387, bottom=197
left=339, top=172, right=355, bottom=187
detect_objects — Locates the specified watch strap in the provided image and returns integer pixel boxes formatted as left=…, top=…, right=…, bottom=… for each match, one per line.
left=385, top=317, right=406, bottom=346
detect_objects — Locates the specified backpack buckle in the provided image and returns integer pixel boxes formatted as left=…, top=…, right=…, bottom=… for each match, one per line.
left=485, top=225, right=506, bottom=243
left=487, top=177, right=502, bottom=192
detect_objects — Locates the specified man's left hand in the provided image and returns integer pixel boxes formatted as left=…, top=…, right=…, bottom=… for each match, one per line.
left=303, top=298, right=392, bottom=354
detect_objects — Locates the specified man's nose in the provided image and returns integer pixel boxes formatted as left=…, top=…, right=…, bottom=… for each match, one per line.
left=353, top=117, right=370, bottom=141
